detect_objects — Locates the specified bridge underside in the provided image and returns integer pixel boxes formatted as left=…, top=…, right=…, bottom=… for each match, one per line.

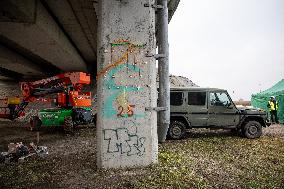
left=0, top=0, right=179, bottom=81
left=0, top=0, right=179, bottom=169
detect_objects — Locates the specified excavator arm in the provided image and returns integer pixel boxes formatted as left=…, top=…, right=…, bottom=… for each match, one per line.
left=21, top=72, right=90, bottom=102
left=4, top=72, right=91, bottom=120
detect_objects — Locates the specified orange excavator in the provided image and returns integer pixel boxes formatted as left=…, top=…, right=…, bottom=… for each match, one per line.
left=0, top=72, right=94, bottom=131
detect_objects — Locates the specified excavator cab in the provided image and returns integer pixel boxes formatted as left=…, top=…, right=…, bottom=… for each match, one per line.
left=4, top=72, right=94, bottom=132
left=0, top=97, right=22, bottom=119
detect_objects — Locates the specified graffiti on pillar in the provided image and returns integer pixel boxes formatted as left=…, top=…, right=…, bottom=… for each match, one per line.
left=97, top=39, right=147, bottom=118
left=103, top=121, right=146, bottom=156
left=117, top=105, right=136, bottom=117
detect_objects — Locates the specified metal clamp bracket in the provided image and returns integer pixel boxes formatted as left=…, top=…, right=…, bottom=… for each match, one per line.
left=145, top=107, right=167, bottom=112
left=145, top=53, right=166, bottom=60
left=144, top=3, right=164, bottom=11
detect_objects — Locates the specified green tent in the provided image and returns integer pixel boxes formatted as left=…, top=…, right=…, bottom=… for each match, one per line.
left=251, top=79, right=284, bottom=123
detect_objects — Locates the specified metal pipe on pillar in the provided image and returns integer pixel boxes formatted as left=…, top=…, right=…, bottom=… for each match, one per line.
left=157, top=0, right=170, bottom=143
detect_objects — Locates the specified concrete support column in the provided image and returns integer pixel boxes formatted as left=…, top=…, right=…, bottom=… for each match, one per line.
left=96, top=0, right=158, bottom=168
left=157, top=0, right=170, bottom=143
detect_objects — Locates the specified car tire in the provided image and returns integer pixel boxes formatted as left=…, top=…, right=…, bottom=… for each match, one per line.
left=167, top=120, right=186, bottom=139
left=64, top=116, right=74, bottom=133
left=243, top=121, right=262, bottom=139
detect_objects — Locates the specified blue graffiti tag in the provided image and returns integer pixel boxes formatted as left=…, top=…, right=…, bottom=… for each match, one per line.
left=103, top=63, right=145, bottom=118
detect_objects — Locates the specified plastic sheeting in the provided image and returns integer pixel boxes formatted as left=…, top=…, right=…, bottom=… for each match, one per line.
left=251, top=79, right=284, bottom=123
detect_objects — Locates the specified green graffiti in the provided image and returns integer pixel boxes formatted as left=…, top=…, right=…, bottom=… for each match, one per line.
left=111, top=42, right=145, bottom=48
left=111, top=42, right=129, bottom=47
left=103, top=64, right=145, bottom=118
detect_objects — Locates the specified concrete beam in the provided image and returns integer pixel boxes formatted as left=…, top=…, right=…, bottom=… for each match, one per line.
left=0, top=35, right=60, bottom=77
left=0, top=44, right=44, bottom=76
left=0, top=67, right=23, bottom=81
left=44, top=0, right=97, bottom=64
left=0, top=0, right=87, bottom=72
left=68, top=0, right=98, bottom=74
left=168, top=0, right=180, bottom=22
left=0, top=76, right=15, bottom=81
left=97, top=0, right=158, bottom=168
left=0, top=0, right=36, bottom=23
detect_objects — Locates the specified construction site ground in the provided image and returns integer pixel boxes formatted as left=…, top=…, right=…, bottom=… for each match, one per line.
left=0, top=121, right=283, bottom=189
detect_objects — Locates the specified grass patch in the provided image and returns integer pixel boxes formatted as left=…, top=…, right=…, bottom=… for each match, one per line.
left=123, top=133, right=283, bottom=189
left=131, top=149, right=207, bottom=189
left=0, top=128, right=284, bottom=188
left=0, top=159, right=58, bottom=189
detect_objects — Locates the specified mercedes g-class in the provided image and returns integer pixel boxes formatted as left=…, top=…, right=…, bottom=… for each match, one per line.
left=169, top=87, right=270, bottom=139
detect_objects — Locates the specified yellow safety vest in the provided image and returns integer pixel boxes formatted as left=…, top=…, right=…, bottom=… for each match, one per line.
left=268, top=101, right=278, bottom=111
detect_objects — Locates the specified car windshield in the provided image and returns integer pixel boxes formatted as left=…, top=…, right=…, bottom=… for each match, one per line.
left=210, top=92, right=231, bottom=107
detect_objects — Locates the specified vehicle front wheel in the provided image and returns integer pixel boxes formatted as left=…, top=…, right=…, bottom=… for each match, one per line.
left=29, top=116, right=42, bottom=131
left=64, top=116, right=74, bottom=133
left=243, top=121, right=262, bottom=139
left=167, top=120, right=186, bottom=140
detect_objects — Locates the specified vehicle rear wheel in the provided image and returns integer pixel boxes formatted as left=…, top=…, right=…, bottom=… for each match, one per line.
left=63, top=116, right=74, bottom=133
left=243, top=121, right=262, bottom=139
left=167, top=120, right=186, bottom=139
left=29, top=116, right=42, bottom=131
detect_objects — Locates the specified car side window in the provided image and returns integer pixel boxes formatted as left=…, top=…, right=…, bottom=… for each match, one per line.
left=170, top=92, right=183, bottom=106
left=188, top=92, right=206, bottom=105
left=210, top=92, right=231, bottom=106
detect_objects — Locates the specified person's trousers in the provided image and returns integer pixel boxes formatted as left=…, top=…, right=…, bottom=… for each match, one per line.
left=270, top=110, right=279, bottom=124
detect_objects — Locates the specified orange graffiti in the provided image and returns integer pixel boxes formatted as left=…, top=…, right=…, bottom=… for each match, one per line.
left=96, top=43, right=138, bottom=80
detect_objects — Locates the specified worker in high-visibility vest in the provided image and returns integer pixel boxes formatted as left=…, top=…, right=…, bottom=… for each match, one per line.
left=267, top=96, right=279, bottom=124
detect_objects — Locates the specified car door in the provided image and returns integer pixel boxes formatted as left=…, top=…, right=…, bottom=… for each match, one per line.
left=170, top=91, right=186, bottom=113
left=186, top=91, right=208, bottom=127
left=207, top=91, right=239, bottom=127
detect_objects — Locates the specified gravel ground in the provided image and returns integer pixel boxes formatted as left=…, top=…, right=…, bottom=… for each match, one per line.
left=0, top=122, right=283, bottom=189
left=263, top=124, right=284, bottom=137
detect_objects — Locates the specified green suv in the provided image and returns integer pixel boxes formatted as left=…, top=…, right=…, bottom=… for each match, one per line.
left=169, top=87, right=270, bottom=139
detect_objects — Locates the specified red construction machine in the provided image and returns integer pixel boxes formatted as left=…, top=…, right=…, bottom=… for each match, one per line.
left=0, top=72, right=94, bottom=131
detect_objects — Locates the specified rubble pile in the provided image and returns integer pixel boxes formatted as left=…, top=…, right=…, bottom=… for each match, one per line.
left=156, top=72, right=198, bottom=88
left=169, top=75, right=198, bottom=88
left=0, top=142, right=48, bottom=163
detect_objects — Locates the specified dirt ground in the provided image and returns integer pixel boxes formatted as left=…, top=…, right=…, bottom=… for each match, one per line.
left=0, top=121, right=283, bottom=189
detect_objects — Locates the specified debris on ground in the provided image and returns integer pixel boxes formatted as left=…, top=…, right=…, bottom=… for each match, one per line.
left=0, top=122, right=283, bottom=188
left=0, top=142, right=48, bottom=163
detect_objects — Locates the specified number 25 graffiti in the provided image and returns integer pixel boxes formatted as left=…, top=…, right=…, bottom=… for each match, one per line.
left=117, top=105, right=135, bottom=117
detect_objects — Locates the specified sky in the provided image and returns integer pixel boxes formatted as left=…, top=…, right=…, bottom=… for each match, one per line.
left=168, top=0, right=284, bottom=100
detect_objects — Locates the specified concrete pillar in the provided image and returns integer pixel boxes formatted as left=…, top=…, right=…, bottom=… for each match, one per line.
left=96, top=0, right=158, bottom=168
